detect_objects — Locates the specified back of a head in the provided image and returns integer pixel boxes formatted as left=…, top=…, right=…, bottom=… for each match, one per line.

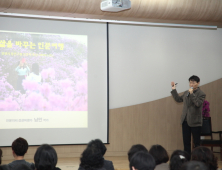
left=80, top=146, right=104, bottom=170
left=130, top=151, right=156, bottom=170
left=128, top=144, right=149, bottom=161
left=181, top=161, right=209, bottom=170
left=34, top=144, right=58, bottom=170
left=170, top=150, right=190, bottom=170
left=87, top=139, right=107, bottom=156
left=191, top=146, right=218, bottom=170
left=149, top=145, right=169, bottom=165
left=12, top=137, right=28, bottom=156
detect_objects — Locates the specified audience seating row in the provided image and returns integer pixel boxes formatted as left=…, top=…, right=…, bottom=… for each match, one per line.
left=0, top=137, right=219, bottom=170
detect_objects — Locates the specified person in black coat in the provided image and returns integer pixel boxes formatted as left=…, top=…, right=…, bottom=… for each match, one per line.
left=79, top=139, right=114, bottom=170
left=34, top=144, right=61, bottom=170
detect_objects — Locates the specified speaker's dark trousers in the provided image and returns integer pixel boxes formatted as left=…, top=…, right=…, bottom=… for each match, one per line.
left=182, top=121, right=202, bottom=154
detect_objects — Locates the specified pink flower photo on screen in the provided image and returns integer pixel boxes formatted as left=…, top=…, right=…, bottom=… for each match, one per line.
left=0, top=32, right=87, bottom=111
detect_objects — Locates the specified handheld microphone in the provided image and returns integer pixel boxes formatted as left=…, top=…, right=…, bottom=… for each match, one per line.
left=172, top=83, right=178, bottom=87
left=187, top=87, right=193, bottom=97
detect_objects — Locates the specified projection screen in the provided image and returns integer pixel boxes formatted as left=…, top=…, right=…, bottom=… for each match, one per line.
left=0, top=16, right=108, bottom=146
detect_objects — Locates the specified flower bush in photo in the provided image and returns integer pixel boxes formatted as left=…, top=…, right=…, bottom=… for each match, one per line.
left=0, top=32, right=87, bottom=111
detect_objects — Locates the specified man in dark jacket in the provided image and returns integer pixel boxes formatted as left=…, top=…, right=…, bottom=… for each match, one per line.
left=7, top=137, right=35, bottom=170
left=171, top=75, right=206, bottom=154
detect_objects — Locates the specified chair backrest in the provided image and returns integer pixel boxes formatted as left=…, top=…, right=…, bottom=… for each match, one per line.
left=201, top=117, right=212, bottom=136
left=0, top=148, right=2, bottom=165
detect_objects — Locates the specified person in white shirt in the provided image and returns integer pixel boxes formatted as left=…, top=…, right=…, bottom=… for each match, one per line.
left=26, top=63, right=42, bottom=83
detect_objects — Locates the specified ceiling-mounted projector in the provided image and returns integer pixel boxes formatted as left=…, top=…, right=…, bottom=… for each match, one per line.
left=101, top=0, right=131, bottom=12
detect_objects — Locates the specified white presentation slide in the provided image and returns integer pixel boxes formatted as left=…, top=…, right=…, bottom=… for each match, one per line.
left=0, top=17, right=108, bottom=146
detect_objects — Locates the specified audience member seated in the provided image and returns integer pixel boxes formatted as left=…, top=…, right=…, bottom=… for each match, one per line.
left=81, top=139, right=114, bottom=170
left=128, top=144, right=149, bottom=161
left=149, top=145, right=169, bottom=170
left=181, top=161, right=209, bottom=170
left=79, top=146, right=105, bottom=170
left=191, top=146, right=218, bottom=170
left=130, top=151, right=156, bottom=170
left=0, top=149, right=2, bottom=165
left=7, top=137, right=35, bottom=170
left=169, top=150, right=190, bottom=170
left=34, top=144, right=60, bottom=170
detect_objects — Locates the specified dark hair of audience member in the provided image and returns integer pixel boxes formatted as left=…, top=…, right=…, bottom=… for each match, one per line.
left=87, top=139, right=107, bottom=156
left=130, top=151, right=156, bottom=170
left=128, top=144, right=149, bottom=161
left=181, top=161, right=209, bottom=170
left=169, top=150, right=190, bottom=170
left=191, top=146, right=218, bottom=170
left=32, top=63, right=39, bottom=75
left=149, top=144, right=169, bottom=165
left=34, top=144, right=58, bottom=170
left=80, top=146, right=104, bottom=170
left=12, top=137, right=28, bottom=156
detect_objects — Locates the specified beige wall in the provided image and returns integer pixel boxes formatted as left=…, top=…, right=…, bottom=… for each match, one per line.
left=1, top=78, right=222, bottom=161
